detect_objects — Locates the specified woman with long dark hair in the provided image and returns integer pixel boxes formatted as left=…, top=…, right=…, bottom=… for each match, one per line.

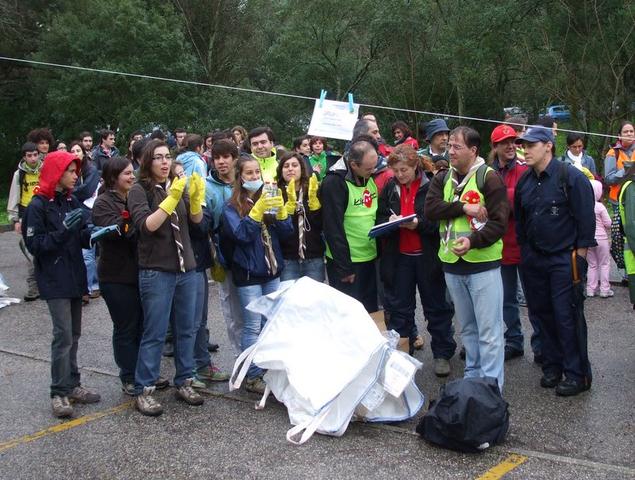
left=127, top=139, right=206, bottom=416
left=276, top=152, right=324, bottom=281
left=222, top=156, right=293, bottom=393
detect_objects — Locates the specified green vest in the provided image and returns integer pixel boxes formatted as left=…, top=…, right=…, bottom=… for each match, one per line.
left=438, top=168, right=502, bottom=264
left=253, top=149, right=278, bottom=183
left=619, top=180, right=635, bottom=276
left=325, top=178, right=378, bottom=262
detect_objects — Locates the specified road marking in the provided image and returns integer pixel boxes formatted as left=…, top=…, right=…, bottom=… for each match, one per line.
left=0, top=402, right=132, bottom=454
left=475, top=453, right=528, bottom=479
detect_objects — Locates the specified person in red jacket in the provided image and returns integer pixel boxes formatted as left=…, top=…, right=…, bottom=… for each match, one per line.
left=490, top=125, right=540, bottom=362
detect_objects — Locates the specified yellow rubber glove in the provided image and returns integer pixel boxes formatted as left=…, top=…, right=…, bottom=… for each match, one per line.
left=308, top=173, right=321, bottom=211
left=159, top=176, right=187, bottom=215
left=285, top=178, right=297, bottom=215
left=248, top=193, right=283, bottom=222
left=189, top=172, right=205, bottom=216
left=275, top=188, right=288, bottom=220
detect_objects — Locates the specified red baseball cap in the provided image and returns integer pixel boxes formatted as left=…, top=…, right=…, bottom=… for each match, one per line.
left=490, top=124, right=517, bottom=144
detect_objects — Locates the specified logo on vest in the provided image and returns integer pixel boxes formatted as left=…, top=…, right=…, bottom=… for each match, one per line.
left=353, top=188, right=377, bottom=208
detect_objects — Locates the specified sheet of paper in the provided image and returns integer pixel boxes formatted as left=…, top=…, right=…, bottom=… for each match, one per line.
left=382, top=351, right=416, bottom=398
left=308, top=99, right=360, bottom=140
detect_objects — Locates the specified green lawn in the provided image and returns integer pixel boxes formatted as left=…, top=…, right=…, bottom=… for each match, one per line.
left=0, top=197, right=9, bottom=225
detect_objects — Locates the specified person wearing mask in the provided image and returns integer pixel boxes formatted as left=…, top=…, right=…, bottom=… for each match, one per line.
left=222, top=156, right=293, bottom=393
left=377, top=144, right=456, bottom=375
left=276, top=152, right=325, bottom=282
left=127, top=139, right=206, bottom=416
left=7, top=142, right=43, bottom=301
left=24, top=150, right=101, bottom=417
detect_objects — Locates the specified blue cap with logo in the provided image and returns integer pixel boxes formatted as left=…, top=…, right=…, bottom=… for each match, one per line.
left=515, top=125, right=555, bottom=144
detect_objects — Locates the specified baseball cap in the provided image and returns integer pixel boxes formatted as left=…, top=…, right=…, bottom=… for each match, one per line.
left=490, top=125, right=517, bottom=144
left=514, top=125, right=555, bottom=145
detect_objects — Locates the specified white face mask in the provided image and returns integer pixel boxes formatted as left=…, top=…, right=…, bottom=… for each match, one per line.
left=242, top=178, right=263, bottom=192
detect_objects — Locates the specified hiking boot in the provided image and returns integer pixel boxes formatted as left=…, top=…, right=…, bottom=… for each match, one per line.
left=121, top=382, right=135, bottom=396
left=433, top=358, right=451, bottom=377
left=245, top=376, right=267, bottom=394
left=413, top=335, right=424, bottom=350
left=69, top=385, right=101, bottom=404
left=155, top=376, right=169, bottom=390
left=196, top=365, right=230, bottom=382
left=175, top=379, right=204, bottom=406
left=599, top=290, right=614, bottom=298
left=51, top=395, right=73, bottom=418
left=136, top=386, right=163, bottom=416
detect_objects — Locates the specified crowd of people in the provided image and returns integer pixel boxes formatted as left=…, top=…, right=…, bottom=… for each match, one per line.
left=7, top=113, right=635, bottom=419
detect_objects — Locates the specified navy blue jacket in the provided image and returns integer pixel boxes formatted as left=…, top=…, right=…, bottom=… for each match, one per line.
left=25, top=193, right=91, bottom=299
left=222, top=203, right=293, bottom=286
left=189, top=206, right=214, bottom=272
left=514, top=159, right=596, bottom=254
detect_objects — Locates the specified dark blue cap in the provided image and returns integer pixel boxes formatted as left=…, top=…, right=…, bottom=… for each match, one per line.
left=515, top=125, right=555, bottom=144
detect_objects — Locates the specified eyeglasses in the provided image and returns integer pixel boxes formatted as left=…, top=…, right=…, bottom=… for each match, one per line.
left=448, top=143, right=466, bottom=151
left=152, top=154, right=173, bottom=161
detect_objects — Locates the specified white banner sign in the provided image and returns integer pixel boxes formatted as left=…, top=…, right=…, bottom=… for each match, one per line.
left=308, top=99, right=360, bottom=141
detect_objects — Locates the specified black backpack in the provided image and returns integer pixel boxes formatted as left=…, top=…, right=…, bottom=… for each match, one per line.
left=416, top=377, right=509, bottom=453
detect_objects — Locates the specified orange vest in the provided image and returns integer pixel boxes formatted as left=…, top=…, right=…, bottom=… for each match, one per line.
left=608, top=148, right=635, bottom=201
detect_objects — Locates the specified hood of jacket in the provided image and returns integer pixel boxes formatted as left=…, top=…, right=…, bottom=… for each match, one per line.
left=591, top=179, right=603, bottom=202
left=18, top=158, right=43, bottom=174
left=178, top=150, right=203, bottom=173
left=36, top=151, right=81, bottom=200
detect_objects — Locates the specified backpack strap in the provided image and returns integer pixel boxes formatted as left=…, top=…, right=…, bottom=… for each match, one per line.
left=475, top=163, right=489, bottom=191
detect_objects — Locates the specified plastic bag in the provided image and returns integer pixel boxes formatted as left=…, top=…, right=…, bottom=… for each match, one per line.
left=229, top=277, right=424, bottom=444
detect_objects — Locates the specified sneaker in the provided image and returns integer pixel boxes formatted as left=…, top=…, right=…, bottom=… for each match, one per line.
left=155, top=376, right=170, bottom=390
left=175, top=379, right=204, bottom=406
left=413, top=335, right=425, bottom=350
left=190, top=377, right=207, bottom=389
left=51, top=395, right=73, bottom=418
left=196, top=365, right=230, bottom=382
left=121, top=382, right=135, bottom=396
left=88, top=289, right=101, bottom=299
left=599, top=290, right=614, bottom=298
left=245, top=376, right=267, bottom=394
left=69, top=385, right=101, bottom=404
left=586, top=289, right=596, bottom=297
left=433, top=358, right=451, bottom=377
left=136, top=386, right=163, bottom=416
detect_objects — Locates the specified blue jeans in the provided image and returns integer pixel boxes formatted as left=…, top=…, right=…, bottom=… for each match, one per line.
left=193, top=270, right=211, bottom=370
left=280, top=258, right=326, bottom=282
left=445, top=268, right=505, bottom=390
left=383, top=253, right=456, bottom=359
left=135, top=269, right=198, bottom=394
left=236, top=278, right=280, bottom=379
left=82, top=246, right=99, bottom=293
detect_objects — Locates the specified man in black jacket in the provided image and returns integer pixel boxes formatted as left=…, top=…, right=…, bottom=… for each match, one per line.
left=321, top=139, right=379, bottom=312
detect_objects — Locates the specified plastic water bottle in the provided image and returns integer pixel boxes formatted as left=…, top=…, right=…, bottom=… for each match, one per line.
left=263, top=182, right=278, bottom=215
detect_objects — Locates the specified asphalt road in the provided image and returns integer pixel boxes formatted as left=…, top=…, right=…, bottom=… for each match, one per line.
left=0, top=231, right=633, bottom=479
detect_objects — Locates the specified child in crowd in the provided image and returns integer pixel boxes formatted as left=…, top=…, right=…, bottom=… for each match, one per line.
left=587, top=179, right=613, bottom=297
left=24, top=150, right=101, bottom=417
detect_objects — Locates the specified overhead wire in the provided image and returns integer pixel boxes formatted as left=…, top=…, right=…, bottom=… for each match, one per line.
left=0, top=56, right=621, bottom=140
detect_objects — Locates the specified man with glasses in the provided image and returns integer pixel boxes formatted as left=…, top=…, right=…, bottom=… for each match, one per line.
left=425, top=126, right=509, bottom=391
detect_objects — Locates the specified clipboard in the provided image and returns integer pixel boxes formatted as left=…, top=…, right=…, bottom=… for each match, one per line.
left=368, top=214, right=417, bottom=238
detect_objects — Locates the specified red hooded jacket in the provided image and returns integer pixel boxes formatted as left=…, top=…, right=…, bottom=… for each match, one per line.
left=36, top=151, right=81, bottom=200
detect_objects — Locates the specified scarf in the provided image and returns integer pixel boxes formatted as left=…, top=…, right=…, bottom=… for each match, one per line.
left=158, top=182, right=185, bottom=272
left=567, top=150, right=583, bottom=167
left=295, top=188, right=312, bottom=260
left=441, top=157, right=485, bottom=251
left=247, top=197, right=278, bottom=275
